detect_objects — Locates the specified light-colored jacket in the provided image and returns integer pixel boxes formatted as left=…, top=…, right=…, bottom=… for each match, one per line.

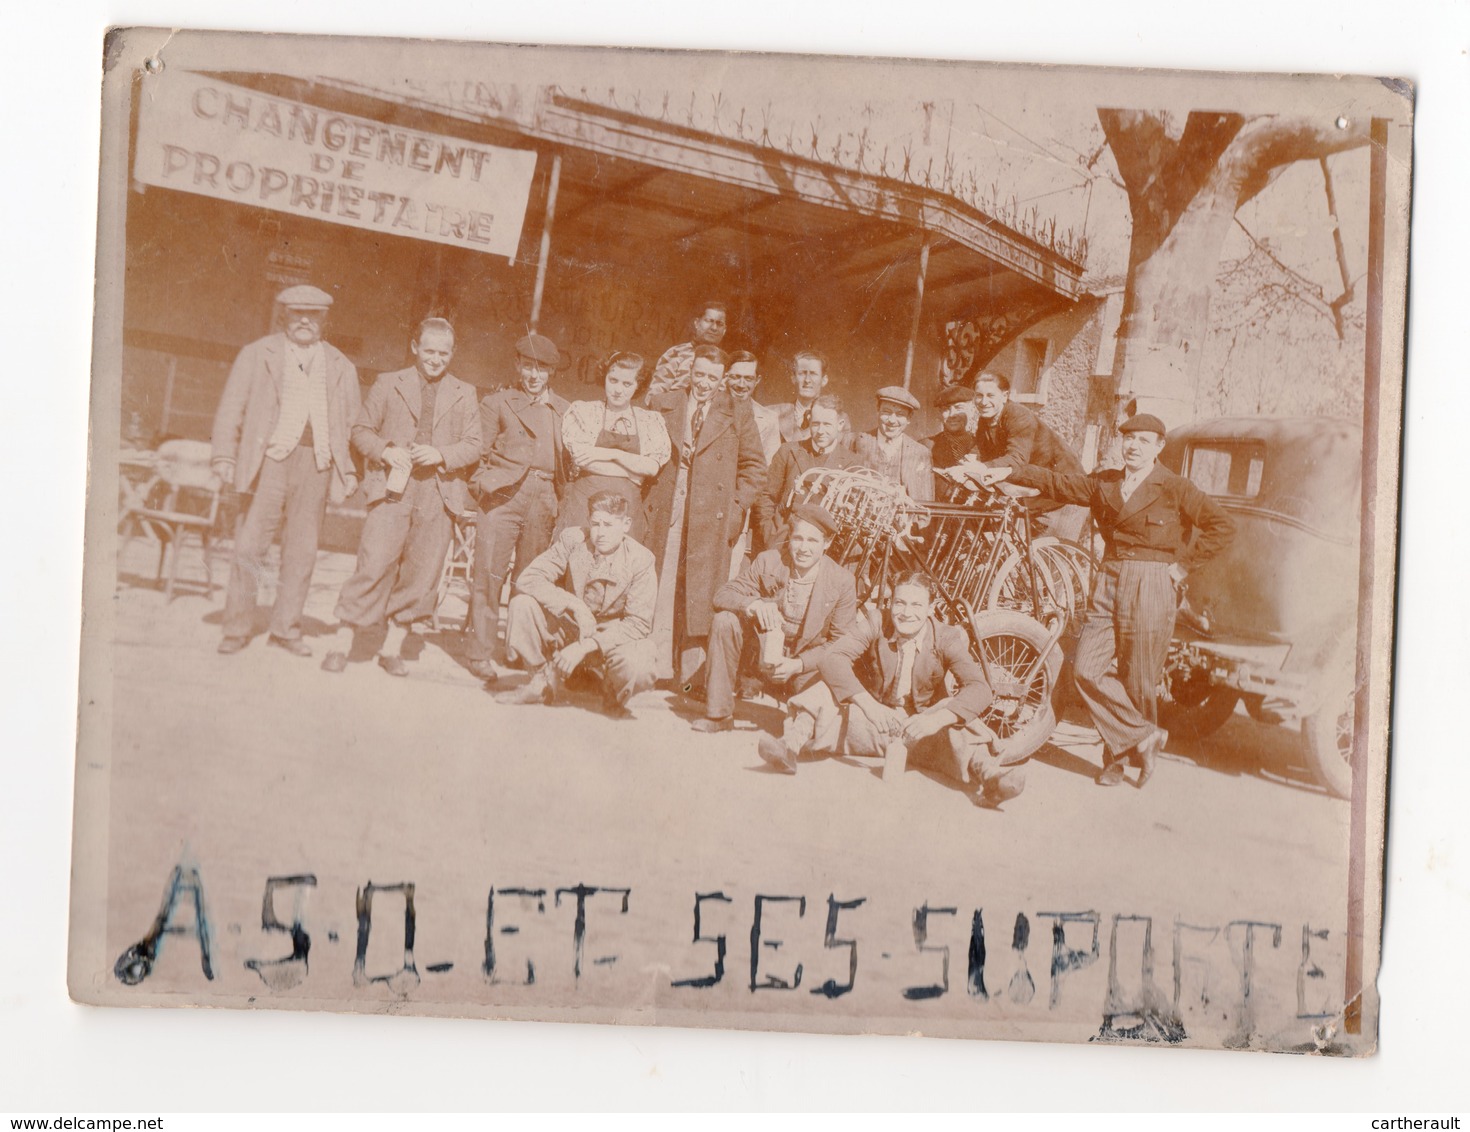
left=211, top=333, right=361, bottom=504
left=515, top=528, right=658, bottom=652
left=351, top=367, right=482, bottom=515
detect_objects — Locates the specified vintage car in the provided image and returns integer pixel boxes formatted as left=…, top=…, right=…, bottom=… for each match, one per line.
left=1156, top=416, right=1362, bottom=799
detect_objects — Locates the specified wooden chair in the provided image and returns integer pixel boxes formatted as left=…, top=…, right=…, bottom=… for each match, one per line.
left=119, top=439, right=224, bottom=601
left=432, top=510, right=478, bottom=631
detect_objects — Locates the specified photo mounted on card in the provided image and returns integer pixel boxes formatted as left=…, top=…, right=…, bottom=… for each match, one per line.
left=72, top=27, right=1410, bottom=1053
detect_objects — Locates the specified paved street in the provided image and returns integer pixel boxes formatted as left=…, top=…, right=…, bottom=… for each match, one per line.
left=84, top=540, right=1357, bottom=1047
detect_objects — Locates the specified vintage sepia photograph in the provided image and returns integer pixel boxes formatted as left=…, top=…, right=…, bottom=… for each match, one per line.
left=66, top=23, right=1410, bottom=1064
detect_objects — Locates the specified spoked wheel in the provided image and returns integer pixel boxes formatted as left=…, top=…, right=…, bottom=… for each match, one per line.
left=1301, top=669, right=1354, bottom=800
left=968, top=610, right=1063, bottom=760
left=983, top=548, right=1072, bottom=627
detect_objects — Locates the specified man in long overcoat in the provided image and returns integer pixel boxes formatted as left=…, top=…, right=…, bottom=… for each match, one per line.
left=645, top=345, right=767, bottom=686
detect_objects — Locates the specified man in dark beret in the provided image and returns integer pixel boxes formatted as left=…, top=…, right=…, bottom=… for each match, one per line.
left=694, top=503, right=857, bottom=734
left=985, top=414, right=1235, bottom=788
left=466, top=332, right=570, bottom=680
left=927, top=384, right=979, bottom=472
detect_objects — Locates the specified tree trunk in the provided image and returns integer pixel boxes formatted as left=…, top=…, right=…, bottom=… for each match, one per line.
left=1099, top=110, right=1369, bottom=427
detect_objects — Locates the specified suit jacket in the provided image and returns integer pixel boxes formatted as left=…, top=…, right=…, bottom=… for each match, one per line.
left=819, top=613, right=992, bottom=721
left=1009, top=461, right=1235, bottom=570
left=211, top=333, right=361, bottom=504
left=514, top=528, right=657, bottom=652
left=351, top=367, right=482, bottom=515
left=473, top=386, right=571, bottom=499
left=645, top=389, right=768, bottom=637
left=753, top=437, right=856, bottom=552
left=712, top=550, right=858, bottom=676
left=926, top=428, right=977, bottom=469
left=851, top=432, right=935, bottom=502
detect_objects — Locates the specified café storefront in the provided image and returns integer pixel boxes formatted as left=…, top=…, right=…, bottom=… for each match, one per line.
left=119, top=67, right=1089, bottom=468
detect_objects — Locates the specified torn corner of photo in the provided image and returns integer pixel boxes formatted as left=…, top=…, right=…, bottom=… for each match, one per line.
left=71, top=26, right=1409, bottom=1057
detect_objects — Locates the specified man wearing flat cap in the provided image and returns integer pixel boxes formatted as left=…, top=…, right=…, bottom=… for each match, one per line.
left=211, top=284, right=361, bottom=657
left=466, top=332, right=570, bottom=679
left=851, top=385, right=934, bottom=502
left=694, top=503, right=857, bottom=734
left=986, top=414, right=1235, bottom=788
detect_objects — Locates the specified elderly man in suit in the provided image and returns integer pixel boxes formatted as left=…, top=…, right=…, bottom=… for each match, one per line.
left=467, top=333, right=569, bottom=680
left=753, top=394, right=854, bottom=553
left=852, top=386, right=934, bottom=502
left=646, top=345, right=768, bottom=687
left=987, top=414, right=1236, bottom=788
left=694, top=503, right=857, bottom=734
left=761, top=571, right=1019, bottom=804
left=211, top=284, right=361, bottom=657
left=321, top=318, right=482, bottom=677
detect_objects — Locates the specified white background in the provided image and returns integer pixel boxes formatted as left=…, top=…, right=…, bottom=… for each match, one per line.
left=3, top=0, right=1466, bottom=1114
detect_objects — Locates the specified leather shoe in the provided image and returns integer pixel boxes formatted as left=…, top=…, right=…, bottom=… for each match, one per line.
left=468, top=659, right=499, bottom=684
left=1135, top=728, right=1168, bottom=788
left=757, top=734, right=797, bottom=774
left=601, top=691, right=635, bottom=720
left=1095, top=760, right=1127, bottom=787
left=320, top=651, right=348, bottom=674
left=268, top=635, right=312, bottom=658
left=691, top=716, right=734, bottom=734
left=377, top=654, right=410, bottom=678
left=218, top=636, right=248, bottom=655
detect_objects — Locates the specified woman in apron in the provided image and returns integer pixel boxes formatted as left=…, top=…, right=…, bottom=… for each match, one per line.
left=558, top=351, right=672, bottom=544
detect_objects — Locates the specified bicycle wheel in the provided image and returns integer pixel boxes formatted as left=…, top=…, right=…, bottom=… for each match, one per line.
left=983, top=547, right=1070, bottom=625
left=968, top=609, right=1063, bottom=757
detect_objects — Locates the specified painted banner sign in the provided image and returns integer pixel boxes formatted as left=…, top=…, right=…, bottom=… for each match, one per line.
left=133, top=69, right=538, bottom=261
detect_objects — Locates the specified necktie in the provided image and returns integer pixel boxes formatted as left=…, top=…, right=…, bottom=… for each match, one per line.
left=683, top=402, right=707, bottom=466
left=894, top=638, right=918, bottom=707
left=799, top=406, right=812, bottom=434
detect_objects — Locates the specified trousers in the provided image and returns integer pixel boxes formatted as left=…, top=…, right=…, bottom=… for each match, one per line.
left=704, top=609, right=820, bottom=719
left=503, top=594, right=656, bottom=704
left=222, top=444, right=329, bottom=641
left=1073, top=558, right=1178, bottom=759
left=334, top=474, right=453, bottom=628
left=787, top=676, right=981, bottom=782
left=468, top=474, right=557, bottom=661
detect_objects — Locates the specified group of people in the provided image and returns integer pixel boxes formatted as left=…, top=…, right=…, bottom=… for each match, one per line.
left=206, top=286, right=1234, bottom=800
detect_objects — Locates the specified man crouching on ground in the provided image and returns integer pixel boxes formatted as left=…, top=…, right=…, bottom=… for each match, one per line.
left=496, top=490, right=657, bottom=718
left=693, top=503, right=857, bottom=733
left=763, top=571, right=1025, bottom=807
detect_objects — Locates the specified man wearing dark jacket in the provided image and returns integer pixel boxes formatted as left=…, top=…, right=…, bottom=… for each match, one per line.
left=752, top=395, right=853, bottom=552
left=693, top=504, right=857, bottom=733
left=990, top=414, right=1236, bottom=788
left=971, top=371, right=1084, bottom=533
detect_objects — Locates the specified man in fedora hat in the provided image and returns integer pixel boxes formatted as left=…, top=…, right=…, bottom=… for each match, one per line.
left=694, top=502, right=857, bottom=734
left=321, top=317, right=482, bottom=678
left=467, top=332, right=570, bottom=680
left=211, top=283, right=361, bottom=657
left=851, top=385, right=934, bottom=501
left=985, top=414, right=1235, bottom=788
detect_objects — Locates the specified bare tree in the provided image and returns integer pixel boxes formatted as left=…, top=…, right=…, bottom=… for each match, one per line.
left=1098, top=109, right=1369, bottom=425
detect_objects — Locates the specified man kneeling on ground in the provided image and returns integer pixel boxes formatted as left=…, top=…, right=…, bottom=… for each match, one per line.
left=693, top=503, right=857, bottom=733
left=496, top=490, right=657, bottom=718
left=762, top=571, right=1026, bottom=807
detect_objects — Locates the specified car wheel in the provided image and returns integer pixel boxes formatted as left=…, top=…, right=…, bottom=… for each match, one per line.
left=1301, top=673, right=1354, bottom=800
left=1159, top=665, right=1240, bottom=740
